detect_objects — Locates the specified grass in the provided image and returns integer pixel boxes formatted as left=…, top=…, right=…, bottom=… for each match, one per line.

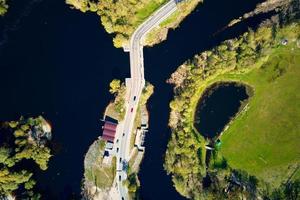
left=219, top=45, right=300, bottom=187
left=84, top=139, right=116, bottom=189
left=130, top=105, right=142, bottom=151
left=135, top=0, right=167, bottom=26
left=104, top=102, right=121, bottom=121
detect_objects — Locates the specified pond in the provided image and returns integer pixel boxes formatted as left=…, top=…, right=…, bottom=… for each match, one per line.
left=194, top=82, right=250, bottom=139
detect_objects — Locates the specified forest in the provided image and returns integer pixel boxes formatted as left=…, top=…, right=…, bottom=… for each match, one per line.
left=0, top=116, right=52, bottom=199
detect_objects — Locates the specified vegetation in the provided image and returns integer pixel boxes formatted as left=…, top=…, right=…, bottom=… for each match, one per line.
left=83, top=139, right=116, bottom=190
left=124, top=171, right=139, bottom=200
left=130, top=82, right=153, bottom=151
left=144, top=0, right=201, bottom=46
left=220, top=47, right=300, bottom=187
left=139, top=82, right=154, bottom=106
left=107, top=79, right=127, bottom=121
left=126, top=82, right=153, bottom=199
left=0, top=116, right=52, bottom=199
left=66, top=0, right=202, bottom=47
left=0, top=0, right=8, bottom=16
left=165, top=2, right=300, bottom=199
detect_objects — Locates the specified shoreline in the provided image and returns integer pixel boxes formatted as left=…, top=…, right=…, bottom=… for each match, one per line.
left=82, top=82, right=152, bottom=200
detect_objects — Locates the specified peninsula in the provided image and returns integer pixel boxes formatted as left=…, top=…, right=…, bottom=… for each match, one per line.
left=165, top=0, right=300, bottom=199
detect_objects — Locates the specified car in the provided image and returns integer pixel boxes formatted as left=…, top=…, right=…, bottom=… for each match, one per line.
left=133, top=96, right=136, bottom=101
left=119, top=157, right=122, bottom=163
left=116, top=148, right=119, bottom=153
left=119, top=175, right=121, bottom=181
left=116, top=139, right=119, bottom=143
left=130, top=108, right=133, bottom=112
left=123, top=133, right=125, bottom=136
left=122, top=197, right=124, bottom=200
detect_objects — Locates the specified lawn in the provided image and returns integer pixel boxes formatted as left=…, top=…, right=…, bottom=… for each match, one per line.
left=135, top=0, right=167, bottom=26
left=219, top=46, right=300, bottom=187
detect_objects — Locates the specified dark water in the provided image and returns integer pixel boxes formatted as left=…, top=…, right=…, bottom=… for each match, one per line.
left=139, top=0, right=270, bottom=199
left=0, top=0, right=271, bottom=199
left=0, top=0, right=129, bottom=198
left=194, top=83, right=249, bottom=139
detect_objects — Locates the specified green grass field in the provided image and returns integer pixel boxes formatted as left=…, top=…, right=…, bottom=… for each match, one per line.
left=219, top=46, right=300, bottom=187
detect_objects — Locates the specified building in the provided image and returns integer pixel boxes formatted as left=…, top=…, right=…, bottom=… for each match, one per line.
left=102, top=121, right=117, bottom=142
left=134, top=128, right=146, bottom=151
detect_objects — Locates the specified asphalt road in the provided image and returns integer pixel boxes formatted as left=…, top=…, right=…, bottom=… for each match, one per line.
left=114, top=1, right=178, bottom=199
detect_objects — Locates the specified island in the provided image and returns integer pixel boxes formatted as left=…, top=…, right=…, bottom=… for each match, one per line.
left=165, top=0, right=300, bottom=199
left=0, top=116, right=52, bottom=199
left=66, top=0, right=202, bottom=47
left=82, top=79, right=153, bottom=200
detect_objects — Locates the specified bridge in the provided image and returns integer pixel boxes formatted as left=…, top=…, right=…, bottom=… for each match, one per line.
left=113, top=1, right=178, bottom=199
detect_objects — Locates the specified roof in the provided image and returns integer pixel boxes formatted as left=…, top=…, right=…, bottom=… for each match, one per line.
left=102, top=121, right=117, bottom=142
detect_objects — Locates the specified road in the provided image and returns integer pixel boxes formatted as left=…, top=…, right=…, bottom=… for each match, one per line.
left=114, top=1, right=178, bottom=199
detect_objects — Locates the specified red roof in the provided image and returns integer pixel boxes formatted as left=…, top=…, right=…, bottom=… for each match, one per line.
left=102, top=134, right=115, bottom=142
left=102, top=121, right=117, bottom=142
left=104, top=122, right=117, bottom=132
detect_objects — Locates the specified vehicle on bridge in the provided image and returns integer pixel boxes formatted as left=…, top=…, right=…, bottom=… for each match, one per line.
left=122, top=160, right=128, bottom=171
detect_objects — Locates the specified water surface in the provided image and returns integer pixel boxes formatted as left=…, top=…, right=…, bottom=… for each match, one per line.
left=194, top=83, right=249, bottom=139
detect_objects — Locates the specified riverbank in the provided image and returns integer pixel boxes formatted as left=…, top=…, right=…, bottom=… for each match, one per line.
left=65, top=0, right=202, bottom=48
left=82, top=80, right=153, bottom=199
left=165, top=2, right=300, bottom=198
left=143, top=0, right=201, bottom=47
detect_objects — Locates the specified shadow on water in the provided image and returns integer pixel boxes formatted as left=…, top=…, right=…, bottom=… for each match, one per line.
left=139, top=0, right=270, bottom=199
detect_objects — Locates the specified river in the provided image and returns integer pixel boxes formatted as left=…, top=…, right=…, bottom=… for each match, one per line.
left=0, top=0, right=270, bottom=199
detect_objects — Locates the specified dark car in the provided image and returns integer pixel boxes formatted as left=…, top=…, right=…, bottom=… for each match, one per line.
left=123, top=133, right=125, bottom=136
left=119, top=157, right=122, bottom=163
left=130, top=108, right=133, bottom=112
left=133, top=96, right=136, bottom=101
left=119, top=175, right=121, bottom=181
left=116, top=148, right=119, bottom=153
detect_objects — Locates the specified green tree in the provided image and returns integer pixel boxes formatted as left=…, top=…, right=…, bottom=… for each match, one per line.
left=0, top=0, right=8, bottom=16
left=109, top=79, right=121, bottom=94
left=24, top=179, right=36, bottom=190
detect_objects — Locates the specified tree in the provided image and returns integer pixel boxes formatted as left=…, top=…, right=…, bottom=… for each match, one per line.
left=109, top=79, right=121, bottom=94
left=0, top=0, right=8, bottom=16
left=0, top=147, right=10, bottom=164
left=0, top=116, right=52, bottom=196
left=24, top=179, right=36, bottom=190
